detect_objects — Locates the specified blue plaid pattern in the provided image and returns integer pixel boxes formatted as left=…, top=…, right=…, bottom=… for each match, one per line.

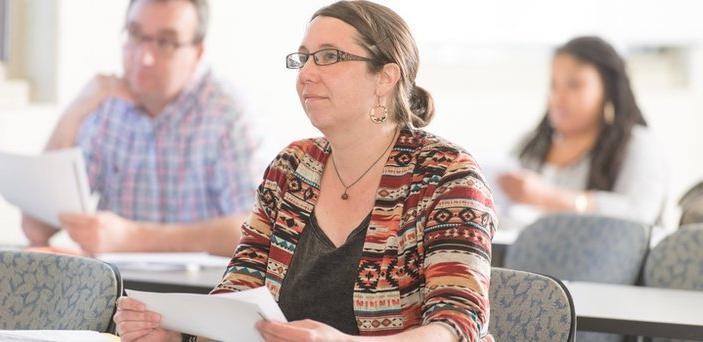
left=76, top=69, right=257, bottom=223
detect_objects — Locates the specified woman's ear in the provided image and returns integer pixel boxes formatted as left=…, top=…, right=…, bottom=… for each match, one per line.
left=375, top=63, right=401, bottom=97
left=194, top=43, right=205, bottom=61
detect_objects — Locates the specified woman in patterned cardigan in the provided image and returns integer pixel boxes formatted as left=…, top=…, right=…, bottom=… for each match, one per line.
left=114, top=1, right=496, bottom=341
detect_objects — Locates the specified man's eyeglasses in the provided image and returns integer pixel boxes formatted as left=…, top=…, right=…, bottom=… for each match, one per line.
left=123, top=29, right=195, bottom=57
left=286, top=49, right=373, bottom=69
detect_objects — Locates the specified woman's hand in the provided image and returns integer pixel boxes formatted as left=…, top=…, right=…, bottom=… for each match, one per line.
left=498, top=170, right=552, bottom=206
left=256, top=319, right=353, bottom=342
left=499, top=169, right=592, bottom=213
left=113, top=296, right=181, bottom=342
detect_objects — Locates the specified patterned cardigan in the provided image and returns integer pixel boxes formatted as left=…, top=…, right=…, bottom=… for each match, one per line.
left=212, top=128, right=496, bottom=341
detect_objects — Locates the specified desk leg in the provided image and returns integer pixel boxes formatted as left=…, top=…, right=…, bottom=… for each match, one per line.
left=492, top=243, right=507, bottom=267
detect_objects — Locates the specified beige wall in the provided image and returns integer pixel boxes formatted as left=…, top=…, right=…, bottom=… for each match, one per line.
left=7, top=0, right=58, bottom=102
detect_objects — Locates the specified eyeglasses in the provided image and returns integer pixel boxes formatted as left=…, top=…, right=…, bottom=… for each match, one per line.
left=286, top=48, right=373, bottom=69
left=123, top=28, right=195, bottom=57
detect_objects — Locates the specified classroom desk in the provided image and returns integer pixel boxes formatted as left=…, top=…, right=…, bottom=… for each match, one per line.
left=120, top=268, right=703, bottom=340
left=568, top=281, right=703, bottom=340
left=121, top=267, right=222, bottom=294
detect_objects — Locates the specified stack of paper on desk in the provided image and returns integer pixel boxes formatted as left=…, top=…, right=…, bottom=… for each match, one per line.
left=0, top=148, right=96, bottom=227
left=127, top=286, right=287, bottom=342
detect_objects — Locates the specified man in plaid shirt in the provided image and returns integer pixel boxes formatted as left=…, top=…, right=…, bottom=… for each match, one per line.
left=22, top=0, right=257, bottom=256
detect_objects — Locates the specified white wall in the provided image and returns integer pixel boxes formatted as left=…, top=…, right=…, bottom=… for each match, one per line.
left=2, top=0, right=702, bottom=245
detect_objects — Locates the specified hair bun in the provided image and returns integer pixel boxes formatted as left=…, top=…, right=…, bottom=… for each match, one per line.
left=409, top=85, right=435, bottom=128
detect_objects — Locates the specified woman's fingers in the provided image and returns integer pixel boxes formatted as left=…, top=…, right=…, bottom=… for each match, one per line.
left=118, top=328, right=154, bottom=342
left=114, top=309, right=161, bottom=324
left=116, top=296, right=147, bottom=311
left=257, top=320, right=309, bottom=342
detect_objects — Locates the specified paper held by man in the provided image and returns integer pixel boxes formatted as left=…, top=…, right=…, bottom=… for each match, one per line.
left=0, top=148, right=98, bottom=227
left=127, top=286, right=287, bottom=342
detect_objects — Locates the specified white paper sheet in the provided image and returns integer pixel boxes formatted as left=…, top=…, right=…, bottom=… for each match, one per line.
left=98, top=252, right=231, bottom=271
left=127, top=287, right=286, bottom=342
left=480, top=153, right=521, bottom=212
left=0, top=330, right=115, bottom=342
left=0, top=148, right=96, bottom=227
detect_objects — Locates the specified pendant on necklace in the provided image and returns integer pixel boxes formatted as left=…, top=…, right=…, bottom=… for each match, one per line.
left=341, top=192, right=349, bottom=200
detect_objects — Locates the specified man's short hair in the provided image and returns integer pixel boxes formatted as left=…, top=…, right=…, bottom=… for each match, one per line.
left=127, top=0, right=209, bottom=44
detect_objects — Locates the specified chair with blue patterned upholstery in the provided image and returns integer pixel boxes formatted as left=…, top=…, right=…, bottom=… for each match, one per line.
left=0, top=250, right=122, bottom=332
left=504, top=214, right=650, bottom=342
left=489, top=267, right=576, bottom=342
left=644, top=224, right=703, bottom=342
left=679, top=181, right=703, bottom=226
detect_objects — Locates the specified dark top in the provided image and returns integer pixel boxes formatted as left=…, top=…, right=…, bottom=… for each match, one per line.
left=277, top=212, right=371, bottom=335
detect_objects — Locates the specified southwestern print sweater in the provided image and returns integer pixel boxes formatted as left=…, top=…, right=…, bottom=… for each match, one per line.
left=213, top=128, right=496, bottom=341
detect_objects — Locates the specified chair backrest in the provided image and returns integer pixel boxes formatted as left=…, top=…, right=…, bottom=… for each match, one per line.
left=504, top=214, right=649, bottom=284
left=489, top=267, right=576, bottom=342
left=644, top=225, right=703, bottom=290
left=679, top=181, right=703, bottom=226
left=0, top=251, right=123, bottom=331
left=643, top=227, right=703, bottom=342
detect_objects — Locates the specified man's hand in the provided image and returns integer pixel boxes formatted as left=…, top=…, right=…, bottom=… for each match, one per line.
left=47, top=74, right=137, bottom=151
left=21, top=214, right=59, bottom=247
left=59, top=211, right=138, bottom=255
left=65, top=74, right=136, bottom=122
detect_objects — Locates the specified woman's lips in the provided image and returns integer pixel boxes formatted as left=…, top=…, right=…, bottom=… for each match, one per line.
left=304, top=95, right=327, bottom=104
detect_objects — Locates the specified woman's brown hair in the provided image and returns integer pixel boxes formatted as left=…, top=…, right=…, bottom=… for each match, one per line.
left=312, top=1, right=434, bottom=128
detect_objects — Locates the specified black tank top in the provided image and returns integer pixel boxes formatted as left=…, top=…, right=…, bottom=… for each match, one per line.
left=277, top=212, right=371, bottom=335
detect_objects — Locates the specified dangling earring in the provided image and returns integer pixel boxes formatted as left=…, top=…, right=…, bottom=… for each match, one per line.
left=369, top=98, right=388, bottom=124
left=604, top=102, right=615, bottom=124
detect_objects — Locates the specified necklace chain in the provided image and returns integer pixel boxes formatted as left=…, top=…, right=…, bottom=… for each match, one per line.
left=330, top=129, right=398, bottom=200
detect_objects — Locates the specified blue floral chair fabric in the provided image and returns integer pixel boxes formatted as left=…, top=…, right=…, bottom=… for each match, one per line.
left=503, top=214, right=649, bottom=342
left=504, top=214, right=649, bottom=284
left=0, top=251, right=122, bottom=332
left=489, top=267, right=575, bottom=342
left=645, top=224, right=703, bottom=290
left=644, top=225, right=703, bottom=342
left=678, top=181, right=703, bottom=226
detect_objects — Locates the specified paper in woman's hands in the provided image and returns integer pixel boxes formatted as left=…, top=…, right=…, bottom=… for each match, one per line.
left=126, top=286, right=286, bottom=342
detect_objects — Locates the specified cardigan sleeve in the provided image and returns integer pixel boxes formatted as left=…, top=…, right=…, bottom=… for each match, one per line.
left=420, top=151, right=497, bottom=342
left=210, top=149, right=289, bottom=294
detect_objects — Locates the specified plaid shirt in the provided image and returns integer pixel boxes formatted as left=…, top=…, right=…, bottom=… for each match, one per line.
left=76, top=68, right=257, bottom=223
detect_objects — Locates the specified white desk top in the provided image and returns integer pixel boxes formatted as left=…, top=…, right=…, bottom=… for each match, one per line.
left=567, top=281, right=703, bottom=339
left=492, top=229, right=519, bottom=245
left=568, top=281, right=703, bottom=327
